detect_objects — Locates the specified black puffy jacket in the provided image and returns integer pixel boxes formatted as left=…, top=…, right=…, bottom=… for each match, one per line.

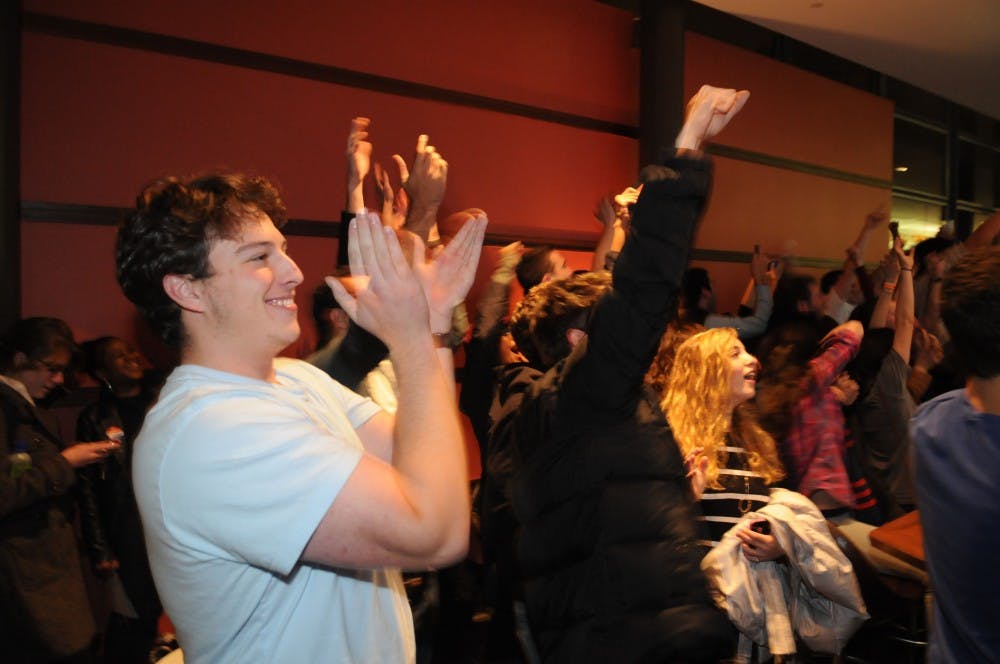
left=504, top=157, right=735, bottom=662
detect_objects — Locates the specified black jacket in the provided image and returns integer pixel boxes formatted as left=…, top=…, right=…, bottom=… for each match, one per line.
left=500, top=157, right=734, bottom=662
left=0, top=382, right=95, bottom=659
left=76, top=385, right=162, bottom=622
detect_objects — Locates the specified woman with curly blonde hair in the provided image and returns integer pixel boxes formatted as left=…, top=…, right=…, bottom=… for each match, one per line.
left=661, top=327, right=785, bottom=562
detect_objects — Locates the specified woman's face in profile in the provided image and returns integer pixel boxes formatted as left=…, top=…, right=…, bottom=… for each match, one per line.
left=726, top=340, right=759, bottom=408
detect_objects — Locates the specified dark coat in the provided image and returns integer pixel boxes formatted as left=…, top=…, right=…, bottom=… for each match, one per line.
left=498, top=157, right=735, bottom=662
left=0, top=382, right=95, bottom=660
left=76, top=386, right=162, bottom=623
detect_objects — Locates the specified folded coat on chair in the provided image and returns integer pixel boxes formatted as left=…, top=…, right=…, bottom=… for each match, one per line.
left=701, top=488, right=869, bottom=660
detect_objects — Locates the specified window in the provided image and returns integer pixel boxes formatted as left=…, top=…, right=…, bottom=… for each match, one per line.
left=894, top=119, right=947, bottom=196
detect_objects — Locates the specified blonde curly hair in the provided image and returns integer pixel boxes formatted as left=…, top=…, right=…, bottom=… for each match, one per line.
left=661, top=327, right=784, bottom=490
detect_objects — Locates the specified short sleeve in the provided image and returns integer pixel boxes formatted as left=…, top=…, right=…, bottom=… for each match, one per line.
left=158, top=394, right=364, bottom=576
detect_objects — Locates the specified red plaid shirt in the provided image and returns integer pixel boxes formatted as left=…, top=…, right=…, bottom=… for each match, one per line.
left=785, top=327, right=862, bottom=508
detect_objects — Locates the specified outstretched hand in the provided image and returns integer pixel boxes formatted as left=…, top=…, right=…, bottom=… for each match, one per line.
left=892, top=235, right=913, bottom=272
left=373, top=161, right=408, bottom=229
left=412, top=214, right=488, bottom=332
left=675, top=85, right=750, bottom=152
left=326, top=211, right=430, bottom=349
left=345, top=117, right=373, bottom=213
left=399, top=134, right=448, bottom=211
left=346, top=117, right=372, bottom=187
left=865, top=205, right=889, bottom=230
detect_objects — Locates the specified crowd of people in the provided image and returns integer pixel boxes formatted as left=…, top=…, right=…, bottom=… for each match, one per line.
left=1, top=84, right=998, bottom=663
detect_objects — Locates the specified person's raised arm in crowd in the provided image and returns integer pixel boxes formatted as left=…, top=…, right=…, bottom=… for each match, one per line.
left=345, top=117, right=371, bottom=215
left=460, top=240, right=525, bottom=453
left=337, top=117, right=373, bottom=267
left=869, top=248, right=901, bottom=329
left=846, top=205, right=888, bottom=301
left=590, top=186, right=638, bottom=272
left=701, top=244, right=775, bottom=340
left=399, top=134, right=448, bottom=245
left=890, top=237, right=916, bottom=364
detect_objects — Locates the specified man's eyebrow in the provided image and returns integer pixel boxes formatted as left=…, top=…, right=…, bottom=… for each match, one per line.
left=234, top=240, right=285, bottom=253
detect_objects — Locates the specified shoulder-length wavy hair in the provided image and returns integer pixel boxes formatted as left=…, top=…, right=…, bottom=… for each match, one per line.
left=661, top=327, right=784, bottom=490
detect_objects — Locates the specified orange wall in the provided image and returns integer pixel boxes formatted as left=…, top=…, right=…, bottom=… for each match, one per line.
left=684, top=32, right=893, bottom=312
left=20, top=2, right=894, bottom=350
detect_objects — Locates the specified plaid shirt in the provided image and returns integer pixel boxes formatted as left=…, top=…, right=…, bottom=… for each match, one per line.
left=785, top=327, right=862, bottom=508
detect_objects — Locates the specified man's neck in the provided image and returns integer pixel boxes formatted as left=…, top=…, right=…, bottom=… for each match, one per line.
left=181, top=346, right=278, bottom=383
left=965, top=376, right=1000, bottom=415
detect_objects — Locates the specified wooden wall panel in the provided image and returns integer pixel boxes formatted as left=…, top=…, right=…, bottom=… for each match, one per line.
left=19, top=2, right=895, bottom=368
left=23, top=0, right=639, bottom=126
left=685, top=32, right=893, bottom=180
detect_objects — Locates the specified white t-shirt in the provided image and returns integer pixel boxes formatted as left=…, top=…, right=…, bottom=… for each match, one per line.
left=133, top=359, right=414, bottom=663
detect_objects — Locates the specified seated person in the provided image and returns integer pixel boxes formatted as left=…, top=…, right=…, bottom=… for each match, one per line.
left=661, top=327, right=785, bottom=560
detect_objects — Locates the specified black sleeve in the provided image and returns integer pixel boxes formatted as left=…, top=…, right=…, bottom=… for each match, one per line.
left=75, top=406, right=113, bottom=564
left=337, top=210, right=355, bottom=268
left=556, top=157, right=712, bottom=429
left=324, top=324, right=389, bottom=392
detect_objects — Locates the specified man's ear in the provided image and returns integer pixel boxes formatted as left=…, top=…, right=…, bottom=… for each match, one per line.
left=162, top=274, right=206, bottom=313
left=11, top=351, right=31, bottom=372
left=566, top=327, right=587, bottom=349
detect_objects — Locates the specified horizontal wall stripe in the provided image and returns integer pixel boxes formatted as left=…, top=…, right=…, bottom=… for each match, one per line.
left=20, top=200, right=842, bottom=268
left=23, top=11, right=635, bottom=138
left=25, top=11, right=890, bottom=190
left=891, top=187, right=948, bottom=206
left=706, top=144, right=892, bottom=190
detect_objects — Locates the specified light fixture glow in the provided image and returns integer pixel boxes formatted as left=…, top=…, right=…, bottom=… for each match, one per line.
left=894, top=166, right=909, bottom=173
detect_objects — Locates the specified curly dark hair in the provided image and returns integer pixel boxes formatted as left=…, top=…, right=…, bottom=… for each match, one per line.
left=941, top=246, right=1000, bottom=378
left=515, top=245, right=556, bottom=292
left=509, top=270, right=611, bottom=370
left=116, top=173, right=287, bottom=348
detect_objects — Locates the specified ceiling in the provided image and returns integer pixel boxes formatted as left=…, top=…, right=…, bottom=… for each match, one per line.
left=693, top=0, right=1000, bottom=121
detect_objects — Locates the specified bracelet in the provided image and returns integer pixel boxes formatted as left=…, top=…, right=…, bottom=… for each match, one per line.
left=882, top=281, right=897, bottom=293
left=900, top=267, right=913, bottom=272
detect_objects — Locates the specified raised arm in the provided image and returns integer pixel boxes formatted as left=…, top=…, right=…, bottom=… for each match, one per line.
left=806, top=320, right=864, bottom=391
left=870, top=248, right=901, bottom=329
left=306, top=212, right=486, bottom=570
left=705, top=245, right=774, bottom=339
left=400, top=134, right=448, bottom=243
left=344, top=117, right=371, bottom=214
left=560, top=85, right=748, bottom=420
left=590, top=188, right=636, bottom=272
left=891, top=238, right=916, bottom=363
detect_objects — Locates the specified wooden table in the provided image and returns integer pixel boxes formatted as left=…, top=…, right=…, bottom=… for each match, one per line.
left=869, top=510, right=926, bottom=571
